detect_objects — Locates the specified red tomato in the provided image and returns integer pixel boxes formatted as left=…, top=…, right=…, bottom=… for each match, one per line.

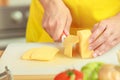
left=54, top=69, right=83, bottom=80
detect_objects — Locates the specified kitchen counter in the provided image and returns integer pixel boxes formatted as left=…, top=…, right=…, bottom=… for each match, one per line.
left=0, top=37, right=25, bottom=50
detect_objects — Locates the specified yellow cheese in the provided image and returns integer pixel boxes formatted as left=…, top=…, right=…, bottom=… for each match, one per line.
left=22, top=46, right=59, bottom=61
left=31, top=46, right=59, bottom=60
left=77, top=29, right=93, bottom=58
left=117, top=51, right=120, bottom=63
left=22, top=48, right=38, bottom=60
left=63, top=35, right=79, bottom=57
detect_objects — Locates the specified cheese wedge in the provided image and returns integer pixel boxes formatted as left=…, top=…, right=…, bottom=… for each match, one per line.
left=77, top=29, right=93, bottom=58
left=31, top=46, right=59, bottom=60
left=22, top=48, right=38, bottom=60
left=22, top=46, right=59, bottom=61
left=63, top=35, right=79, bottom=57
left=117, top=51, right=120, bottom=63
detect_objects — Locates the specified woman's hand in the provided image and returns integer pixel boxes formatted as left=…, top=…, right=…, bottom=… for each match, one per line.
left=40, top=0, right=72, bottom=41
left=89, top=13, right=120, bottom=57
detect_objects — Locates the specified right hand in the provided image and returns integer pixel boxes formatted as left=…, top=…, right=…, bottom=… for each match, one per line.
left=40, top=0, right=72, bottom=41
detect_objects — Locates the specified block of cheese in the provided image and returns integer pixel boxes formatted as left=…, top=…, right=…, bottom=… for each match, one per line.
left=22, top=48, right=39, bottom=60
left=77, top=29, right=93, bottom=58
left=22, top=46, right=59, bottom=61
left=31, top=46, right=59, bottom=60
left=63, top=35, right=79, bottom=57
left=117, top=51, right=120, bottom=63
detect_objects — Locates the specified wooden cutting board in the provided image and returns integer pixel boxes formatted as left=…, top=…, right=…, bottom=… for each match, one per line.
left=0, top=43, right=120, bottom=80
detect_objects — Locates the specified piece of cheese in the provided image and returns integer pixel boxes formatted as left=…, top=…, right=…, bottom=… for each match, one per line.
left=31, top=46, right=59, bottom=61
left=77, top=29, right=93, bottom=58
left=63, top=35, right=79, bottom=57
left=117, top=51, right=120, bottom=64
left=22, top=48, right=38, bottom=60
left=22, top=46, right=59, bottom=61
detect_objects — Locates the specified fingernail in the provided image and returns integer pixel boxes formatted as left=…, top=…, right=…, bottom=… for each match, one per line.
left=89, top=46, right=93, bottom=50
left=89, top=39, right=93, bottom=43
left=98, top=51, right=104, bottom=56
left=93, top=53, right=98, bottom=57
left=63, top=30, right=69, bottom=36
left=93, top=51, right=99, bottom=57
left=98, top=52, right=102, bottom=56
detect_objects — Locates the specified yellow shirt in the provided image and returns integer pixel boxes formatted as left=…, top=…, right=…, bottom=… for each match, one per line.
left=26, top=0, right=120, bottom=42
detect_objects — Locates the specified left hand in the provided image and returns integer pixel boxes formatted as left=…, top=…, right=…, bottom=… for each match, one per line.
left=89, top=13, right=120, bottom=57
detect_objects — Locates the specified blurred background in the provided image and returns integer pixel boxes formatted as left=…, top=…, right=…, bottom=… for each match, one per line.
left=0, top=0, right=31, bottom=50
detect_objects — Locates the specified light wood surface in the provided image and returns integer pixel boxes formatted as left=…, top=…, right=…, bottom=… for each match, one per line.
left=13, top=75, right=54, bottom=80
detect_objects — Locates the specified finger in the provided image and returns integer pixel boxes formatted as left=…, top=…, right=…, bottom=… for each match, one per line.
left=56, top=16, right=71, bottom=42
left=109, top=37, right=120, bottom=48
left=42, top=13, right=48, bottom=28
left=43, top=16, right=57, bottom=38
left=93, top=43, right=110, bottom=57
left=42, top=16, right=50, bottom=33
left=93, top=36, right=120, bottom=57
left=42, top=17, right=47, bottom=29
left=93, top=41, right=112, bottom=57
left=97, top=33, right=120, bottom=55
left=91, top=23, right=99, bottom=33
left=93, top=44, right=106, bottom=57
left=48, top=17, right=57, bottom=35
left=53, top=17, right=66, bottom=41
left=64, top=15, right=72, bottom=36
left=89, top=23, right=107, bottom=43
left=98, top=39, right=118, bottom=56
left=89, top=25, right=110, bottom=50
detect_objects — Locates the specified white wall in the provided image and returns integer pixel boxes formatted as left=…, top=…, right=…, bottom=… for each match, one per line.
left=8, top=0, right=31, bottom=6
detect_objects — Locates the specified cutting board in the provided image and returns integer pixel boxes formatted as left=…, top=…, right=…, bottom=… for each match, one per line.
left=0, top=43, right=120, bottom=79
